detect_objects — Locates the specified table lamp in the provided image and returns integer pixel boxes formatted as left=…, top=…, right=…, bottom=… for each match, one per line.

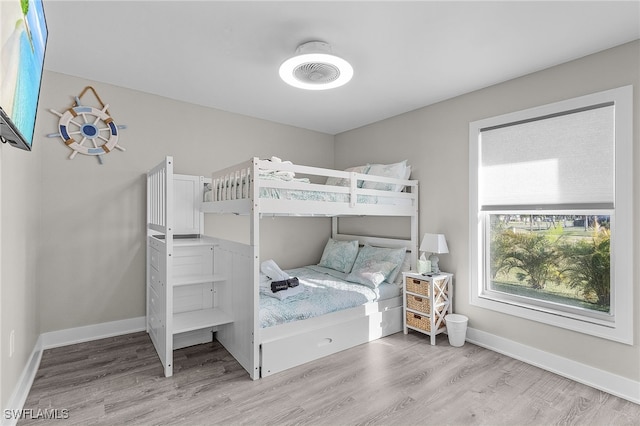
left=419, top=233, right=449, bottom=273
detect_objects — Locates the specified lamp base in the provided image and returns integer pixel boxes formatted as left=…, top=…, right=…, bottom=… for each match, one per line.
left=429, top=254, right=441, bottom=273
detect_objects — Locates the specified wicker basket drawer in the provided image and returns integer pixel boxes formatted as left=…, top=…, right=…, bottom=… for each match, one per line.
left=405, top=277, right=430, bottom=296
left=406, top=311, right=446, bottom=333
left=406, top=294, right=431, bottom=314
left=406, top=312, right=432, bottom=332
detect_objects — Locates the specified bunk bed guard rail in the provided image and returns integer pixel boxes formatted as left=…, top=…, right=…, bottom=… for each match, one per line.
left=208, top=158, right=418, bottom=211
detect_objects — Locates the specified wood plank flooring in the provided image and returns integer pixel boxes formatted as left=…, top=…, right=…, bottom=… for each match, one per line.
left=20, top=331, right=640, bottom=425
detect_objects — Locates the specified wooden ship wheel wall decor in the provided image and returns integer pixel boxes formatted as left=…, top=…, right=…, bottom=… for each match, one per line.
left=48, top=86, right=127, bottom=164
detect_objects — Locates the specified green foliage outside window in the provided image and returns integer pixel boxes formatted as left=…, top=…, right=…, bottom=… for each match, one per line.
left=558, top=229, right=611, bottom=307
left=490, top=215, right=610, bottom=312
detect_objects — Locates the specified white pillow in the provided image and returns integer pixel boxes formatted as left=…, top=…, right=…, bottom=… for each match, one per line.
left=318, top=238, right=359, bottom=273
left=325, top=165, right=371, bottom=188
left=346, top=244, right=407, bottom=287
left=346, top=260, right=398, bottom=288
left=362, top=160, right=410, bottom=192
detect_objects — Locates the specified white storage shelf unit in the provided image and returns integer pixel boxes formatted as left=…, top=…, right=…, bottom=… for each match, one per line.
left=147, top=157, right=233, bottom=377
left=402, top=272, right=452, bottom=345
left=168, top=238, right=230, bottom=333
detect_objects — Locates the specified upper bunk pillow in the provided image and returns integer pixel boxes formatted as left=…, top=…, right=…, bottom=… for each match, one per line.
left=325, top=165, right=370, bottom=188
left=318, top=238, right=359, bottom=273
left=346, top=244, right=407, bottom=287
left=362, top=160, right=411, bottom=192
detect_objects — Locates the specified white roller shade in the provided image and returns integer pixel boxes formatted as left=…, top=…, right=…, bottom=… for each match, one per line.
left=479, top=104, right=614, bottom=210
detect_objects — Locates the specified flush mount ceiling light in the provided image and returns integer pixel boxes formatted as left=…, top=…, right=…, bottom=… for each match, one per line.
left=279, top=41, right=353, bottom=90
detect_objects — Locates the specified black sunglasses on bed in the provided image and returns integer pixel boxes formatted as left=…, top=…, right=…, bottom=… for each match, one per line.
left=270, top=277, right=299, bottom=293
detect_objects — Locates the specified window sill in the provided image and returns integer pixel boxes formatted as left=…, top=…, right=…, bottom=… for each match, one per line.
left=471, top=292, right=632, bottom=345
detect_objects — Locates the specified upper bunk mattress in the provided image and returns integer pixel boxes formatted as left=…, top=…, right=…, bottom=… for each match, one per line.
left=260, top=265, right=401, bottom=328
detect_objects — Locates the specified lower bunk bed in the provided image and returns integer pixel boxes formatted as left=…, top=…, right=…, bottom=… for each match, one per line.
left=209, top=232, right=412, bottom=379
left=146, top=156, right=418, bottom=379
left=257, top=240, right=409, bottom=377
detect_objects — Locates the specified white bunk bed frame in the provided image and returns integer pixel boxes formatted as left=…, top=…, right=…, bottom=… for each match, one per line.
left=147, top=156, right=419, bottom=379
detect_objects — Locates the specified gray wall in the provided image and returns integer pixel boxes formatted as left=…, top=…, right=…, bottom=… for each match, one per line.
left=334, top=41, right=640, bottom=381
left=0, top=126, right=41, bottom=412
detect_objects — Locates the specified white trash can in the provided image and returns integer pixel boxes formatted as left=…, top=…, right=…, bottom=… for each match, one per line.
left=445, top=314, right=468, bottom=347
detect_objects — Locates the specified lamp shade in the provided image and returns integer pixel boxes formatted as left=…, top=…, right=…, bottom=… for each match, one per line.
left=419, top=233, right=449, bottom=254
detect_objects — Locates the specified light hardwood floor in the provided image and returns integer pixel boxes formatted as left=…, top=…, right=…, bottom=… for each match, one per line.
left=20, top=331, right=640, bottom=425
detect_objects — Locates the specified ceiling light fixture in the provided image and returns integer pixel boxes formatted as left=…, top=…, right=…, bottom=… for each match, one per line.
left=279, top=41, right=353, bottom=90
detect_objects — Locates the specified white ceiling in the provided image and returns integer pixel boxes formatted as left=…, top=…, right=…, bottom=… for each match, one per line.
left=43, top=1, right=640, bottom=135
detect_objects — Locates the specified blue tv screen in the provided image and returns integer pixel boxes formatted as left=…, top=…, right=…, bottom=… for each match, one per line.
left=0, top=0, right=48, bottom=151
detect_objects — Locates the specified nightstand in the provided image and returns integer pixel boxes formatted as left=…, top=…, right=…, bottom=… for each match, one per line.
left=402, top=271, right=453, bottom=345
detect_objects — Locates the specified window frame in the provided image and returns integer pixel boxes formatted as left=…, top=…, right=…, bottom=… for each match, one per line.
left=469, top=86, right=633, bottom=344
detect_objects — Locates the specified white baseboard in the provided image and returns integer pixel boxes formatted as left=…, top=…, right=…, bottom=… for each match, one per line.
left=40, top=316, right=146, bottom=349
left=2, top=336, right=44, bottom=426
left=466, top=327, right=640, bottom=404
left=2, top=316, right=147, bottom=426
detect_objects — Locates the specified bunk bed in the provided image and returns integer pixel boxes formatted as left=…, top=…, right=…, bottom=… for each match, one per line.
left=147, top=156, right=419, bottom=379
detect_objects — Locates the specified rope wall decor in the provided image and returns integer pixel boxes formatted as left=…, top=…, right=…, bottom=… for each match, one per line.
left=48, top=86, right=127, bottom=164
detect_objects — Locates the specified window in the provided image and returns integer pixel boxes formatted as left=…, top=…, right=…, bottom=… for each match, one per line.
left=469, top=86, right=633, bottom=344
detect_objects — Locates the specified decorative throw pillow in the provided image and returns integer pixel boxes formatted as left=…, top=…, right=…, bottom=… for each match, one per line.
left=346, top=244, right=407, bottom=286
left=346, top=260, right=398, bottom=288
left=362, top=160, right=410, bottom=192
left=317, top=239, right=359, bottom=273
left=325, top=165, right=371, bottom=188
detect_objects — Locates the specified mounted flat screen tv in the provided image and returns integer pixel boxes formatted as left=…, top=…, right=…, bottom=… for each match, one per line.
left=0, top=0, right=48, bottom=151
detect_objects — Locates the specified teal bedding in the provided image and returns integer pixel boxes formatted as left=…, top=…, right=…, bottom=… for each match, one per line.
left=259, top=265, right=401, bottom=328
